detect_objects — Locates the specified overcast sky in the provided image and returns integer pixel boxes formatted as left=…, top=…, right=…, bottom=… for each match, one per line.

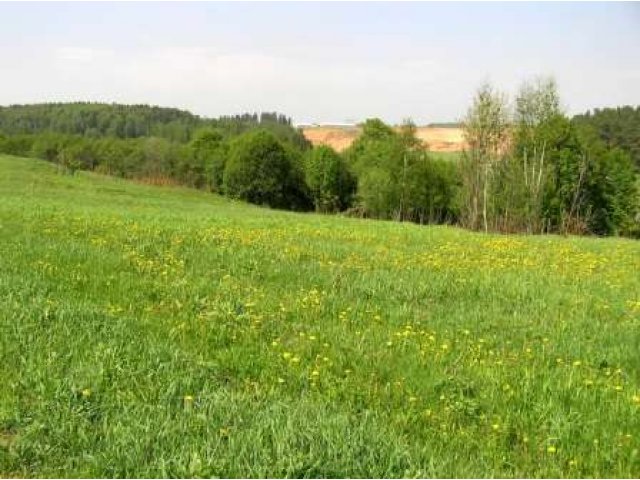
left=1, top=2, right=639, bottom=124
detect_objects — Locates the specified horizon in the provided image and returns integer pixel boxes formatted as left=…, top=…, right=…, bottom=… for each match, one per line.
left=1, top=2, right=639, bottom=124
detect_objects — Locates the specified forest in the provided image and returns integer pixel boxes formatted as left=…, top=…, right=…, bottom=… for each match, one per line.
left=0, top=79, right=638, bottom=238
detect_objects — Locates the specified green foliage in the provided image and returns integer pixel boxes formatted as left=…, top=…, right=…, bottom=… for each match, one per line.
left=463, top=78, right=638, bottom=237
left=304, top=145, right=356, bottom=213
left=411, top=157, right=462, bottom=223
left=345, top=119, right=406, bottom=219
left=0, top=103, right=308, bottom=149
left=584, top=147, right=638, bottom=236
left=573, top=105, right=640, bottom=170
left=0, top=102, right=199, bottom=140
left=29, top=133, right=65, bottom=162
left=0, top=134, right=34, bottom=157
left=223, top=130, right=311, bottom=210
left=0, top=99, right=636, bottom=238
left=188, top=128, right=227, bottom=191
left=460, top=83, right=510, bottom=231
left=0, top=104, right=309, bottom=200
left=347, top=119, right=460, bottom=223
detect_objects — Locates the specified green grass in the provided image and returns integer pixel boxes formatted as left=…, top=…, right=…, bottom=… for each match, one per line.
left=1, top=154, right=639, bottom=478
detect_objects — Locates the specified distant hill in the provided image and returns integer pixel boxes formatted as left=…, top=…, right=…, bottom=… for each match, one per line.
left=0, top=102, right=200, bottom=142
left=0, top=102, right=300, bottom=144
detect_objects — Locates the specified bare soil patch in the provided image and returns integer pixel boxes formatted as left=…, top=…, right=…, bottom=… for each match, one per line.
left=302, top=126, right=466, bottom=152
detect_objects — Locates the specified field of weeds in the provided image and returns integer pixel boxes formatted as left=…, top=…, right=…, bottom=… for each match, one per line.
left=0, top=155, right=639, bottom=477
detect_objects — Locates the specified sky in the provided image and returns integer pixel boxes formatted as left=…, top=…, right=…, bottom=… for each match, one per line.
left=0, top=2, right=639, bottom=125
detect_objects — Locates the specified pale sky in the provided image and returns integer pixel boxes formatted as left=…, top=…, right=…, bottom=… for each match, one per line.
left=1, top=2, right=639, bottom=125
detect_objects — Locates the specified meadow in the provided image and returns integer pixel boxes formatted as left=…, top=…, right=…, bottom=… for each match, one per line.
left=0, top=154, right=639, bottom=477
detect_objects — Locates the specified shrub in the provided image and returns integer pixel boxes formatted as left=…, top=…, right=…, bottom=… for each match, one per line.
left=223, top=130, right=311, bottom=210
left=304, top=145, right=356, bottom=213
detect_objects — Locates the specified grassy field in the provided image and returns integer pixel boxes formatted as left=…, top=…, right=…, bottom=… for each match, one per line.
left=1, top=154, right=639, bottom=478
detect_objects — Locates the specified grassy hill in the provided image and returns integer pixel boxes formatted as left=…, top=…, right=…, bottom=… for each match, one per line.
left=1, top=155, right=639, bottom=477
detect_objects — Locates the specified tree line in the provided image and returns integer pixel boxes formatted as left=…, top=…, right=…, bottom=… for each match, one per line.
left=0, top=102, right=302, bottom=144
left=573, top=105, right=640, bottom=170
left=460, top=78, right=638, bottom=236
left=0, top=83, right=637, bottom=237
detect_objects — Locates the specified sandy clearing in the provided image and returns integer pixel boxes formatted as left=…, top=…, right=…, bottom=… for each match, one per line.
left=301, top=126, right=466, bottom=152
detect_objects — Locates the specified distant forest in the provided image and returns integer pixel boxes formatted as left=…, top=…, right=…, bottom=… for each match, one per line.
left=572, top=105, right=640, bottom=170
left=0, top=102, right=302, bottom=146
left=0, top=93, right=638, bottom=238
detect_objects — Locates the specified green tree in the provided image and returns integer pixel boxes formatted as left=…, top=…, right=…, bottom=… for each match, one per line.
left=188, top=128, right=227, bottom=191
left=345, top=120, right=405, bottom=219
left=584, top=146, right=638, bottom=235
left=461, top=83, right=510, bottom=231
left=512, top=77, right=562, bottom=232
left=223, top=130, right=311, bottom=210
left=304, top=145, right=356, bottom=212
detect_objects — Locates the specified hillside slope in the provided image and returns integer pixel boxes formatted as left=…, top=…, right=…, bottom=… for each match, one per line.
left=1, top=155, right=639, bottom=477
left=302, top=126, right=466, bottom=152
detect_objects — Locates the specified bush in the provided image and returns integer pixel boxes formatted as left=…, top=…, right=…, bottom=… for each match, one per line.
left=304, top=146, right=356, bottom=213
left=585, top=147, right=638, bottom=235
left=223, top=130, right=311, bottom=210
left=187, top=128, right=227, bottom=191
